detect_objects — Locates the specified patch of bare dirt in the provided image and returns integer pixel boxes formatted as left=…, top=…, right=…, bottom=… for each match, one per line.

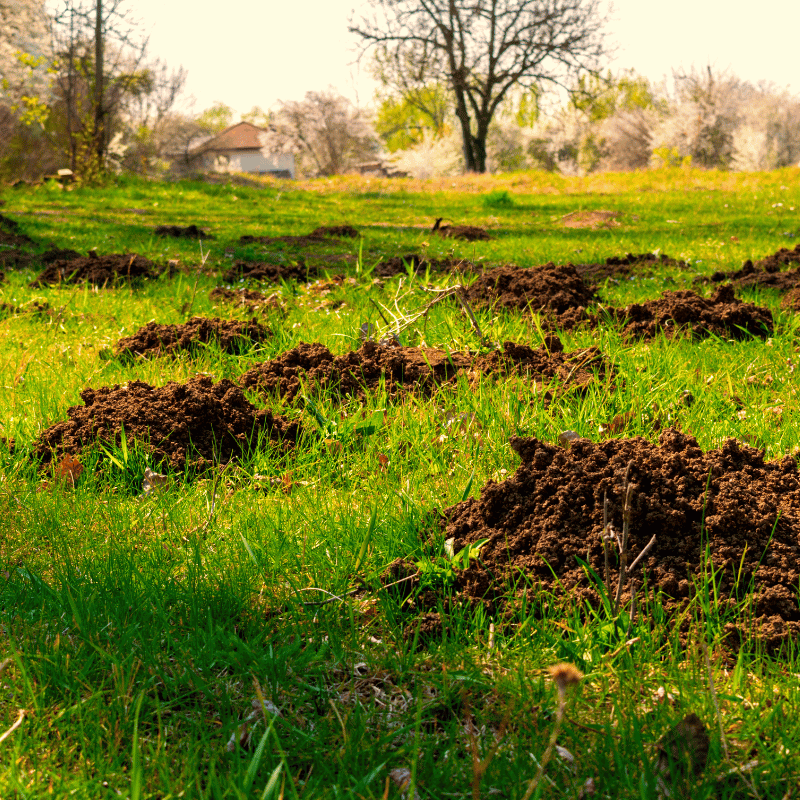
left=209, top=287, right=285, bottom=315
left=695, top=256, right=800, bottom=292
left=30, top=251, right=165, bottom=287
left=575, top=252, right=691, bottom=282
left=373, top=254, right=479, bottom=278
left=114, top=317, right=271, bottom=360
left=555, top=285, right=773, bottom=340
left=239, top=225, right=359, bottom=247
left=432, top=218, right=491, bottom=241
left=755, top=243, right=800, bottom=271
left=240, top=337, right=611, bottom=404
left=435, top=428, right=800, bottom=649
left=220, top=260, right=320, bottom=284
left=560, top=210, right=620, bottom=229
left=0, top=300, right=50, bottom=317
left=32, top=376, right=301, bottom=472
left=464, top=263, right=598, bottom=314
left=782, top=286, right=800, bottom=313
left=0, top=245, right=82, bottom=271
left=154, top=224, right=214, bottom=239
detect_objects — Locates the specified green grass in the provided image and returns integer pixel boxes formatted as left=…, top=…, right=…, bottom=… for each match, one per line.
left=0, top=167, right=799, bottom=797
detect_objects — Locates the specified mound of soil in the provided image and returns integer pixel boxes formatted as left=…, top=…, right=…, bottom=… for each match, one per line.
left=114, top=316, right=271, bottom=359
left=434, top=428, right=800, bottom=649
left=30, top=251, right=163, bottom=287
left=0, top=245, right=82, bottom=270
left=209, top=287, right=285, bottom=315
left=0, top=214, right=36, bottom=248
left=32, top=376, right=301, bottom=472
left=464, top=263, right=598, bottom=314
left=154, top=224, right=213, bottom=239
left=556, top=285, right=773, bottom=340
left=240, top=337, right=610, bottom=404
left=0, top=300, right=50, bottom=317
left=239, top=225, right=358, bottom=247
left=755, top=243, right=800, bottom=271
left=432, top=218, right=491, bottom=241
left=576, top=252, right=691, bottom=282
left=782, top=286, right=800, bottom=313
left=560, top=210, right=620, bottom=229
left=373, top=254, right=478, bottom=278
left=695, top=257, right=800, bottom=292
left=220, top=260, right=320, bottom=284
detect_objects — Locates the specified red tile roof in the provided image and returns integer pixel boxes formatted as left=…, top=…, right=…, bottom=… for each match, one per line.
left=192, top=121, right=268, bottom=153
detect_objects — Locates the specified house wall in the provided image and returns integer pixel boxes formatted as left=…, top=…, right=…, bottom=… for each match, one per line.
left=198, top=150, right=295, bottom=179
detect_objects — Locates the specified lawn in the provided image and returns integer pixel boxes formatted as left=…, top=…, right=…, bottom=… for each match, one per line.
left=1, top=166, right=799, bottom=798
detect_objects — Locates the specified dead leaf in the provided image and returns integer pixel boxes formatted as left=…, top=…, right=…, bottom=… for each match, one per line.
left=141, top=467, right=168, bottom=496
left=54, top=454, right=82, bottom=486
left=377, top=453, right=389, bottom=470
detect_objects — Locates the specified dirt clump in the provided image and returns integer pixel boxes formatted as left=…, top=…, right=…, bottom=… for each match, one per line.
left=154, top=224, right=213, bottom=239
left=0, top=214, right=36, bottom=247
left=755, top=243, right=800, bottom=271
left=576, top=252, right=690, bottom=282
left=209, top=287, right=285, bottom=315
left=30, top=251, right=164, bottom=287
left=555, top=285, right=773, bottom=340
left=464, top=263, right=598, bottom=314
left=0, top=245, right=82, bottom=271
left=0, top=300, right=50, bottom=317
left=240, top=337, right=610, bottom=404
left=782, top=285, right=800, bottom=313
left=560, top=210, right=620, bottom=229
left=32, top=375, right=301, bottom=472
left=695, top=256, right=800, bottom=292
left=220, top=260, right=320, bottom=284
left=432, top=218, right=491, bottom=241
left=439, top=428, right=800, bottom=649
left=373, top=254, right=478, bottom=278
left=114, top=316, right=271, bottom=360
left=239, top=225, right=358, bottom=247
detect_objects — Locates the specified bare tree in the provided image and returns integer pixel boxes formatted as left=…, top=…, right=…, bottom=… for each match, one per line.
left=263, top=90, right=379, bottom=177
left=350, top=0, right=608, bottom=173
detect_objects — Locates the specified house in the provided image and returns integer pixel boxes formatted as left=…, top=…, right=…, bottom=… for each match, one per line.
left=183, top=121, right=295, bottom=179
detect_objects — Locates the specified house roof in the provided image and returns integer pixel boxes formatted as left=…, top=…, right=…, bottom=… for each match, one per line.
left=191, top=121, right=268, bottom=153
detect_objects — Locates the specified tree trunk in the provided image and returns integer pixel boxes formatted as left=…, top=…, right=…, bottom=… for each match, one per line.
left=93, top=0, right=104, bottom=167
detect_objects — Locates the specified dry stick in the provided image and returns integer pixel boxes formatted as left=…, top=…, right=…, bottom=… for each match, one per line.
left=613, top=461, right=635, bottom=614
left=0, top=709, right=25, bottom=745
left=602, top=492, right=611, bottom=594
left=454, top=287, right=487, bottom=343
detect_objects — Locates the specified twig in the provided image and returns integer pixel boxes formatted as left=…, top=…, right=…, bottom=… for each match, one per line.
left=295, top=587, right=360, bottom=606
left=454, top=288, right=487, bottom=343
left=628, top=534, right=657, bottom=573
left=613, top=461, right=635, bottom=613
left=0, top=709, right=25, bottom=745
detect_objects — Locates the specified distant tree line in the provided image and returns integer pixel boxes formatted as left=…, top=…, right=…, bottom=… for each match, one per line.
left=2, top=0, right=799, bottom=182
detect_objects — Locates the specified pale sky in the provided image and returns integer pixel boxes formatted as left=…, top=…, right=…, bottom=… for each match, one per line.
left=129, top=0, right=799, bottom=117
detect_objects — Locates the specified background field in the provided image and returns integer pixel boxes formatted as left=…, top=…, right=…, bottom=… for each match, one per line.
left=1, top=167, right=800, bottom=798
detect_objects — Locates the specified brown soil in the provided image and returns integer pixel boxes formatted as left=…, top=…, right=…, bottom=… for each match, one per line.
left=373, top=254, right=478, bottom=278
left=32, top=376, right=301, bottom=472
left=0, top=300, right=50, bottom=317
left=435, top=428, right=800, bottom=649
left=575, top=252, right=691, bottom=282
left=114, top=316, right=271, bottom=359
left=0, top=245, right=82, bottom=270
left=782, top=286, right=800, bottom=313
left=239, top=225, right=359, bottom=247
left=755, top=243, right=800, bottom=271
left=220, top=260, right=320, bottom=284
left=560, top=210, right=620, bottom=229
left=464, top=263, right=598, bottom=314
left=556, top=285, right=773, bottom=340
left=209, top=287, right=285, bottom=315
left=432, top=218, right=491, bottom=241
left=695, top=256, right=800, bottom=292
left=154, top=224, right=213, bottom=239
left=240, top=337, right=610, bottom=404
left=30, top=251, right=164, bottom=287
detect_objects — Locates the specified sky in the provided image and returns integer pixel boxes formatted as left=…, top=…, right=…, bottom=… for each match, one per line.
left=129, top=0, right=799, bottom=118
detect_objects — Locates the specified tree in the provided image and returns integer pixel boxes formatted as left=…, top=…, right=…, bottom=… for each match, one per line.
left=262, top=90, right=379, bottom=177
left=350, top=0, right=608, bottom=173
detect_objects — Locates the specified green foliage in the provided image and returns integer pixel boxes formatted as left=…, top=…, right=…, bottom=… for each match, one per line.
left=481, top=188, right=517, bottom=208
left=572, top=69, right=659, bottom=123
left=196, top=101, right=235, bottom=133
left=374, top=87, right=449, bottom=151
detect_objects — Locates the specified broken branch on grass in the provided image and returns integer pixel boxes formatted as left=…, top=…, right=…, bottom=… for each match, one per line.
left=0, top=709, right=25, bottom=745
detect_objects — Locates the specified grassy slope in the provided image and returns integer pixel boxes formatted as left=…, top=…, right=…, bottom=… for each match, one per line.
left=0, top=167, right=799, bottom=798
